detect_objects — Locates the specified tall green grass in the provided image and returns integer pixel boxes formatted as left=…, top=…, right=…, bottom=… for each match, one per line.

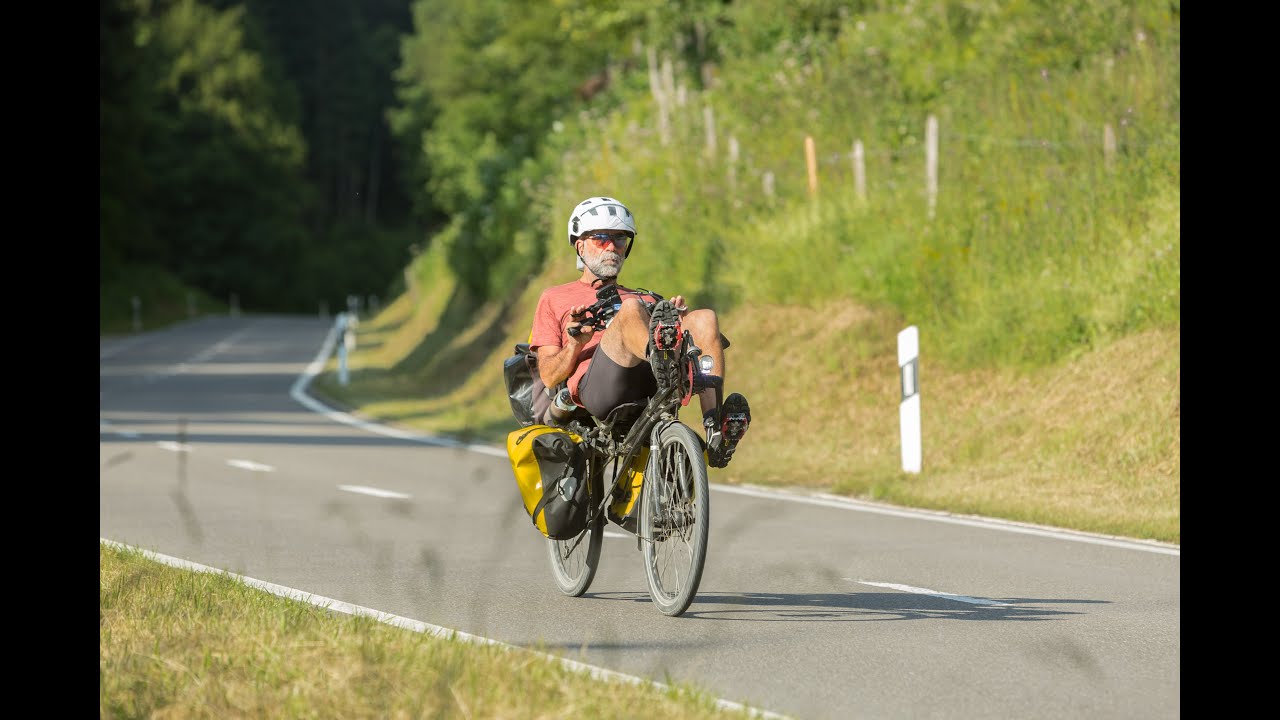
left=538, top=0, right=1178, bottom=369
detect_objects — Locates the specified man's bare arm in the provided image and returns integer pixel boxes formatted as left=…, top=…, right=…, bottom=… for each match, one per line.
left=537, top=340, right=584, bottom=388
left=536, top=303, right=594, bottom=387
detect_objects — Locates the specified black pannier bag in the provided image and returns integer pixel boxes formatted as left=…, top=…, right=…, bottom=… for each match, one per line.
left=504, top=343, right=551, bottom=427
left=529, top=428, right=590, bottom=538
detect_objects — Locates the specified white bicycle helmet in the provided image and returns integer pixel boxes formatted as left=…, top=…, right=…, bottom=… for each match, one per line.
left=566, top=196, right=636, bottom=258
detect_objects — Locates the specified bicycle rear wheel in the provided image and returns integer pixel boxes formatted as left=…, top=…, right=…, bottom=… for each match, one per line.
left=639, top=422, right=710, bottom=616
left=547, top=515, right=603, bottom=597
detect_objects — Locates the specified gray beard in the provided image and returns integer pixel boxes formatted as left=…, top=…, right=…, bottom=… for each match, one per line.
left=584, top=252, right=622, bottom=279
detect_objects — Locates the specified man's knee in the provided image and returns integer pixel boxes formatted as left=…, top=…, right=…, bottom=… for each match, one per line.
left=618, top=296, right=648, bottom=318
left=684, top=308, right=719, bottom=335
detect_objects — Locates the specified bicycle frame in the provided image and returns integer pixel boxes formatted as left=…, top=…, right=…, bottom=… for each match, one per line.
left=558, top=328, right=722, bottom=552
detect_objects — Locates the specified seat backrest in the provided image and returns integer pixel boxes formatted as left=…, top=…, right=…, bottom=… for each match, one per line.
left=600, top=401, right=647, bottom=438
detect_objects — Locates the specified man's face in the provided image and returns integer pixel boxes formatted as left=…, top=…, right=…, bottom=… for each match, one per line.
left=578, top=231, right=629, bottom=278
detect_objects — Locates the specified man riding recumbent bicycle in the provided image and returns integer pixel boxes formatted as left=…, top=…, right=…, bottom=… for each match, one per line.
left=503, top=196, right=751, bottom=617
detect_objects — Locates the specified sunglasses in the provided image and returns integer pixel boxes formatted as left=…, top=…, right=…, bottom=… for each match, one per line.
left=584, top=232, right=630, bottom=248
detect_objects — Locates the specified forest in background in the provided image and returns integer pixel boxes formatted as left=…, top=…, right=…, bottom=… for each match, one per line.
left=101, top=0, right=427, bottom=326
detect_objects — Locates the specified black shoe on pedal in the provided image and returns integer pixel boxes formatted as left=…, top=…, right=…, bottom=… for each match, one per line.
left=706, top=392, right=750, bottom=468
left=647, top=299, right=681, bottom=392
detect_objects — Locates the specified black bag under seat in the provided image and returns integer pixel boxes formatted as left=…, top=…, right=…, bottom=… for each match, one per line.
left=505, top=343, right=553, bottom=427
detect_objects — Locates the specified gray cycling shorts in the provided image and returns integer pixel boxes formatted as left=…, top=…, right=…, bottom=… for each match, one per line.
left=578, top=348, right=658, bottom=419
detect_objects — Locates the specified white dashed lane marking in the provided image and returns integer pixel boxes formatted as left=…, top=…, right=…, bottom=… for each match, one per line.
left=339, top=485, right=411, bottom=500
left=851, top=580, right=1012, bottom=607
left=227, top=459, right=275, bottom=472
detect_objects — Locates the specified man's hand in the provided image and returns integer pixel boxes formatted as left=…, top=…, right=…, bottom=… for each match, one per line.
left=566, top=304, right=595, bottom=341
left=669, top=295, right=690, bottom=315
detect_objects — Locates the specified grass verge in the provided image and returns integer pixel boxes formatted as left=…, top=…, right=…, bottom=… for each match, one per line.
left=101, top=542, right=763, bottom=719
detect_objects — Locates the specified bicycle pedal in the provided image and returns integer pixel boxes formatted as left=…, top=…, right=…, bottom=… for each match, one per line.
left=723, top=413, right=749, bottom=440
left=649, top=301, right=682, bottom=352
left=652, top=324, right=680, bottom=351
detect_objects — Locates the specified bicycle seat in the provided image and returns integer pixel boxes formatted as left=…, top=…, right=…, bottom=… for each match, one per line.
left=599, top=401, right=646, bottom=437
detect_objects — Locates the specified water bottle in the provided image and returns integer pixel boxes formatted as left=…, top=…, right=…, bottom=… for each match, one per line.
left=548, top=387, right=577, bottom=425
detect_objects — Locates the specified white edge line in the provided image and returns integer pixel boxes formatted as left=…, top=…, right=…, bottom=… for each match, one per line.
left=711, top=485, right=1180, bottom=556
left=291, top=318, right=1178, bottom=557
left=289, top=319, right=506, bottom=458
left=99, top=539, right=791, bottom=720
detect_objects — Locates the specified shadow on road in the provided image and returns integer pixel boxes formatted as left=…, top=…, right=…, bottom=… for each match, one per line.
left=584, top=590, right=1102, bottom=622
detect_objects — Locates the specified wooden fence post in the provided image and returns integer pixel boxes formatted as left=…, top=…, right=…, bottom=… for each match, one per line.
left=925, top=115, right=938, bottom=219
left=661, top=55, right=676, bottom=106
left=805, top=135, right=818, bottom=197
left=648, top=46, right=670, bottom=146
left=703, top=105, right=717, bottom=158
left=1104, top=123, right=1116, bottom=170
left=852, top=140, right=866, bottom=204
left=727, top=135, right=739, bottom=194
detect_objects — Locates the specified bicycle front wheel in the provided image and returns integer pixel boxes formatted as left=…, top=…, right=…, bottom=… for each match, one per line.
left=639, top=422, right=710, bottom=616
left=546, top=514, right=603, bottom=597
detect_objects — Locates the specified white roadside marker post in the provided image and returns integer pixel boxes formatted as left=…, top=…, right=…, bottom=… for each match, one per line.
left=898, top=326, right=921, bottom=473
left=337, top=313, right=350, bottom=386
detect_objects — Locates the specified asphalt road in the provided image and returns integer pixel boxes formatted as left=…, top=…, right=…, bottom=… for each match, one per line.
left=100, top=314, right=1181, bottom=720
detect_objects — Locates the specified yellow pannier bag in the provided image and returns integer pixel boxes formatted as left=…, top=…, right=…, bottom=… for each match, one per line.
left=506, top=424, right=587, bottom=538
left=607, top=446, right=650, bottom=533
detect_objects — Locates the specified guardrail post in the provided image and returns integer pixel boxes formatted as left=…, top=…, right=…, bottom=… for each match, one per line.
left=337, top=313, right=350, bottom=386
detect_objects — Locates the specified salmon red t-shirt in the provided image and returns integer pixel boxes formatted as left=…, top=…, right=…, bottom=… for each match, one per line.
left=528, top=280, right=657, bottom=403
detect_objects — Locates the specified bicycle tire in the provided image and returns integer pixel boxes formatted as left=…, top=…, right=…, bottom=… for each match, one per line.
left=639, top=421, right=710, bottom=616
left=546, top=513, right=603, bottom=597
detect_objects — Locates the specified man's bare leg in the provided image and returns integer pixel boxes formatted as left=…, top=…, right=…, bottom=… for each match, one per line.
left=599, top=296, right=729, bottom=410
left=679, top=308, right=724, bottom=419
left=596, top=297, right=653, bottom=366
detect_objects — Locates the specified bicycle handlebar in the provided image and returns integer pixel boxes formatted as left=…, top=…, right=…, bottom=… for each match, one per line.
left=566, top=283, right=663, bottom=337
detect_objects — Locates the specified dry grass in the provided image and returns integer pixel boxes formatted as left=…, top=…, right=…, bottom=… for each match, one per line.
left=718, top=299, right=1178, bottom=543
